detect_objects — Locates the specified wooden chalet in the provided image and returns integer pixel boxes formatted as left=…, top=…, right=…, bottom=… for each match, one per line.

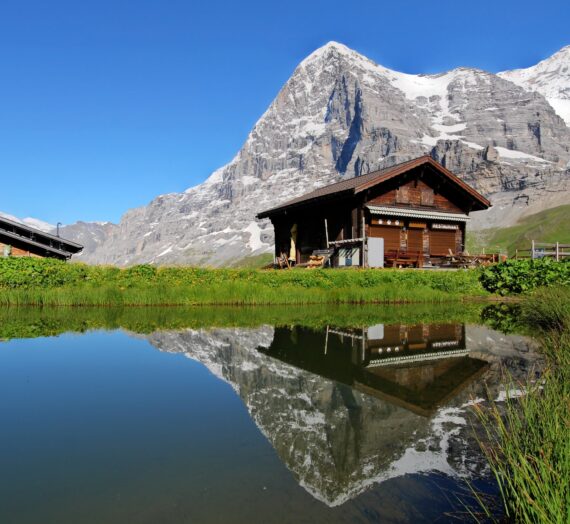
left=257, top=156, right=491, bottom=268
left=0, top=216, right=83, bottom=260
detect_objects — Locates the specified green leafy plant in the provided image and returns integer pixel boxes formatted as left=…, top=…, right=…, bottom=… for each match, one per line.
left=479, top=259, right=570, bottom=295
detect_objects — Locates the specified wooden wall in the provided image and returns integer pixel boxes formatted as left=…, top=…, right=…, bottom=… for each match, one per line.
left=368, top=179, right=463, bottom=214
left=368, top=220, right=464, bottom=256
left=0, top=241, right=41, bottom=258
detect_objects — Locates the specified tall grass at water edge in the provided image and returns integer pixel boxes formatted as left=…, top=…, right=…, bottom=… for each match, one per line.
left=472, top=287, right=570, bottom=523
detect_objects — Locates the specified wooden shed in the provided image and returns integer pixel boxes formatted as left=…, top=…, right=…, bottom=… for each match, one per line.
left=257, top=156, right=490, bottom=268
left=0, top=216, right=83, bottom=260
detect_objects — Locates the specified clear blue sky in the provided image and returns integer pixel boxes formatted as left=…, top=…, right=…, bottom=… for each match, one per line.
left=1, top=0, right=569, bottom=224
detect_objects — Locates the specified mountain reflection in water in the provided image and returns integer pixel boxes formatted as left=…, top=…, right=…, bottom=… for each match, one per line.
left=148, top=321, right=538, bottom=507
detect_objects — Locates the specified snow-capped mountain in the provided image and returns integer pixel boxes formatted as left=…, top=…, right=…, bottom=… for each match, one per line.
left=63, top=42, right=570, bottom=265
left=499, top=45, right=570, bottom=126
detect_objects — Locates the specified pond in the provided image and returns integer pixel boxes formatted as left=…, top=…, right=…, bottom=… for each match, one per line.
left=0, top=305, right=539, bottom=523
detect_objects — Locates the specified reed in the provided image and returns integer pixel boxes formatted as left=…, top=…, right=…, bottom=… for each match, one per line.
left=472, top=287, right=570, bottom=523
left=0, top=281, right=479, bottom=306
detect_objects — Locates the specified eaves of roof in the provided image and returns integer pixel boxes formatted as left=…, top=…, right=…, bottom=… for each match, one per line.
left=256, top=155, right=491, bottom=219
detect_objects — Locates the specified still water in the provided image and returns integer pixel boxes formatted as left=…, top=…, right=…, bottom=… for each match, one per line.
left=0, top=306, right=539, bottom=523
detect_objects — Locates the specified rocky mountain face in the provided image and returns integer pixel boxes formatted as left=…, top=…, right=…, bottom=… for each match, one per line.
left=55, top=221, right=118, bottom=256
left=63, top=42, right=570, bottom=265
left=146, top=324, right=539, bottom=506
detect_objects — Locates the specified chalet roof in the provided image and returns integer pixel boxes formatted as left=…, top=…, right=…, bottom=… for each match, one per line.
left=0, top=215, right=83, bottom=258
left=257, top=156, right=491, bottom=219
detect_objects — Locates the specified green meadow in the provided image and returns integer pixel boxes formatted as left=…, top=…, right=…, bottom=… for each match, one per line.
left=467, top=204, right=570, bottom=255
left=2, top=256, right=570, bottom=306
left=0, top=257, right=487, bottom=306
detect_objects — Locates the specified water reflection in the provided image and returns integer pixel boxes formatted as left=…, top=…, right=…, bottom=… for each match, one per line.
left=147, top=321, right=539, bottom=507
left=262, top=323, right=488, bottom=417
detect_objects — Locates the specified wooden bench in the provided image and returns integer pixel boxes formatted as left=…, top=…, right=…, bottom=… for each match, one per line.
left=386, top=249, right=424, bottom=268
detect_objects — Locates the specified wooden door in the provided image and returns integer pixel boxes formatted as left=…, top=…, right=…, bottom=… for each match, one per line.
left=430, top=230, right=456, bottom=256
left=369, top=225, right=401, bottom=252
left=407, top=229, right=423, bottom=253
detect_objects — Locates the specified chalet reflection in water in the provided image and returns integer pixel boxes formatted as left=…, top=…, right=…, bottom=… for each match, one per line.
left=259, top=323, right=489, bottom=416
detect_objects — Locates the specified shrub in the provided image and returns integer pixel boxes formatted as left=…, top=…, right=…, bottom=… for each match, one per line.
left=479, top=258, right=570, bottom=295
left=0, top=258, right=88, bottom=288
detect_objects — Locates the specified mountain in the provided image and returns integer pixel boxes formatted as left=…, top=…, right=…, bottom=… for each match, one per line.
left=0, top=211, right=55, bottom=233
left=54, top=220, right=118, bottom=256
left=63, top=42, right=570, bottom=266
left=499, top=46, right=570, bottom=126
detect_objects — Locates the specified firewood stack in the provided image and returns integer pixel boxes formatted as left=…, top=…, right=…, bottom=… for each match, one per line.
left=307, top=255, right=325, bottom=269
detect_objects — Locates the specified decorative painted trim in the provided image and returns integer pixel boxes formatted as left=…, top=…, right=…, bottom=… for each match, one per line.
left=366, top=205, right=470, bottom=222
left=432, top=223, right=459, bottom=230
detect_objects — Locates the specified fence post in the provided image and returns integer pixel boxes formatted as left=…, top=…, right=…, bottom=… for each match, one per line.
left=361, top=215, right=366, bottom=268
left=556, top=242, right=560, bottom=261
left=531, top=240, right=535, bottom=260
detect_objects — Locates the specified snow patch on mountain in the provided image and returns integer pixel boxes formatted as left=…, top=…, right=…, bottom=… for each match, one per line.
left=499, top=45, right=570, bottom=125
left=494, top=146, right=551, bottom=163
left=243, top=221, right=268, bottom=252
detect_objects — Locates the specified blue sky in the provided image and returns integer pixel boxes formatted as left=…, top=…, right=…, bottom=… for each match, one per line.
left=1, top=0, right=569, bottom=225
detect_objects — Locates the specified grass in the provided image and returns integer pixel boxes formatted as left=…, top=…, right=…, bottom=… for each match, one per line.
left=0, top=279, right=481, bottom=306
left=467, top=204, right=570, bottom=256
left=472, top=287, right=570, bottom=523
left=0, top=258, right=488, bottom=306
left=229, top=253, right=274, bottom=268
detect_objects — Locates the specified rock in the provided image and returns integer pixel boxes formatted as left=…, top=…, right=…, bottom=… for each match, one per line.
left=484, top=145, right=499, bottom=162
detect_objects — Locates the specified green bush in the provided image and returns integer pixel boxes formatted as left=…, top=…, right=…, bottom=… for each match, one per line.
left=479, top=258, right=570, bottom=295
left=0, top=258, right=89, bottom=288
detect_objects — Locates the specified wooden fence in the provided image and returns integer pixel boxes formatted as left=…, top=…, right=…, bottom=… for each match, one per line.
left=514, top=241, right=570, bottom=261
